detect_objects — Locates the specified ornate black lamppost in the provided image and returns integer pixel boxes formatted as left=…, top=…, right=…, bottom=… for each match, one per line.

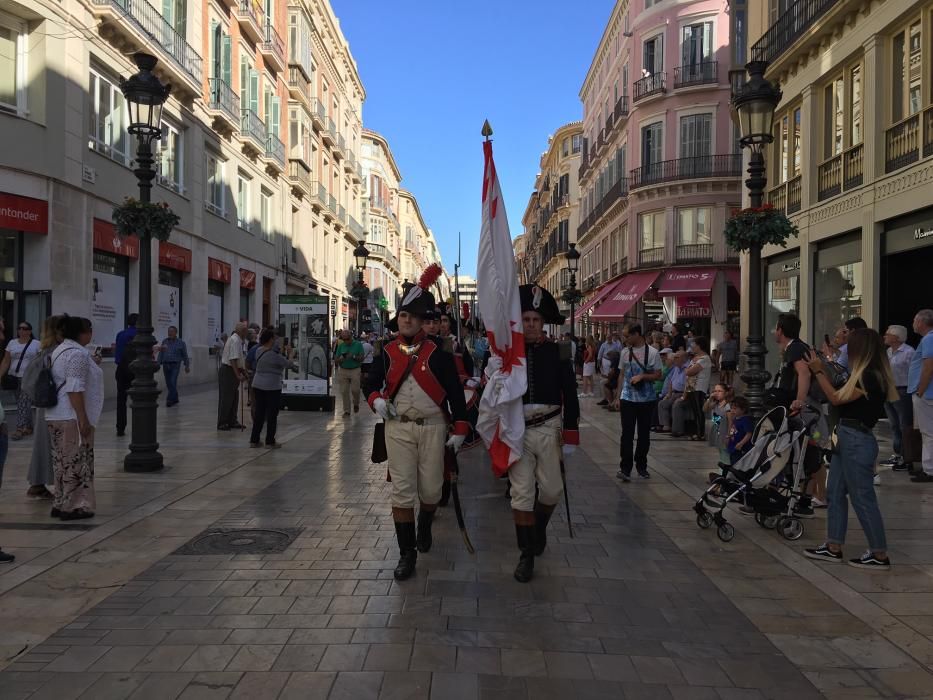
left=120, top=53, right=171, bottom=473
left=352, top=241, right=370, bottom=338
left=562, top=242, right=582, bottom=341
left=731, top=60, right=782, bottom=418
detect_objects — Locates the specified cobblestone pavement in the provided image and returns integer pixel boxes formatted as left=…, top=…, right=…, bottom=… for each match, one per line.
left=1, top=388, right=933, bottom=699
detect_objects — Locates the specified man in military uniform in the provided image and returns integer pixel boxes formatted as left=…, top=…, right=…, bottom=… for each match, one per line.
left=365, top=265, right=470, bottom=581
left=486, top=285, right=579, bottom=582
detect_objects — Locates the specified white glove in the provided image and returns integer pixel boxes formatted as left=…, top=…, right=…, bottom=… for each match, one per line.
left=465, top=377, right=480, bottom=389
left=562, top=444, right=577, bottom=457
left=484, top=355, right=503, bottom=379
left=373, top=398, right=391, bottom=420
left=446, top=434, right=466, bottom=453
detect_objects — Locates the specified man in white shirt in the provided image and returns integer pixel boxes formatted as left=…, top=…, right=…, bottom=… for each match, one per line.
left=882, top=325, right=915, bottom=470
left=218, top=322, right=248, bottom=430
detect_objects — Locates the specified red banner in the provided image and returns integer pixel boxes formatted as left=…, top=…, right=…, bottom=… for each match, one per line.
left=677, top=296, right=712, bottom=318
left=0, top=192, right=48, bottom=234
left=208, top=257, right=231, bottom=283
left=93, top=219, right=139, bottom=259
left=239, top=268, right=256, bottom=289
left=158, top=240, right=192, bottom=272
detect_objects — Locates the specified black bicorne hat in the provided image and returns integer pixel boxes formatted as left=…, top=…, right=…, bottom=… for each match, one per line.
left=388, top=264, right=443, bottom=331
left=519, top=284, right=565, bottom=325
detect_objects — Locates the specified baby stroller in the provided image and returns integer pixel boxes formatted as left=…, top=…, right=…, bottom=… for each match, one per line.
left=693, top=406, right=821, bottom=543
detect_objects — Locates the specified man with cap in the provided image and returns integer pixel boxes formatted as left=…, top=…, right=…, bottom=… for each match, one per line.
left=365, top=265, right=470, bottom=581
left=486, top=284, right=579, bottom=583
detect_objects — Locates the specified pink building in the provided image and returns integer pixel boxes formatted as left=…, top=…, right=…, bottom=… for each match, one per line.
left=576, top=0, right=743, bottom=343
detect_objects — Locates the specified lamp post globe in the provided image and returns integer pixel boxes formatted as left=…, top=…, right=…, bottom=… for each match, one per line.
left=120, top=53, right=171, bottom=473
left=731, top=60, right=782, bottom=419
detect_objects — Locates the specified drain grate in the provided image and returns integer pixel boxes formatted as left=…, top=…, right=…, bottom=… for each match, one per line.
left=174, top=527, right=302, bottom=555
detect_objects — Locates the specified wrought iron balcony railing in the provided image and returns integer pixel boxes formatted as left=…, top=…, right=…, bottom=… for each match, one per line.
left=208, top=77, right=239, bottom=124
left=673, top=61, right=718, bottom=88
left=750, top=0, right=839, bottom=65
left=633, top=72, right=666, bottom=102
left=630, top=154, right=741, bottom=189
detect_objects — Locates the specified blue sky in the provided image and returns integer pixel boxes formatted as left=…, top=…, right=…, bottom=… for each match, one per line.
left=333, top=0, right=614, bottom=278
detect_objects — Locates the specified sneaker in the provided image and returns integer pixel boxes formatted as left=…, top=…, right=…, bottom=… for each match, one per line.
left=0, top=550, right=14, bottom=564
left=637, top=471, right=651, bottom=479
left=879, top=455, right=900, bottom=467
left=26, top=485, right=53, bottom=500
left=848, top=551, right=891, bottom=570
left=616, top=470, right=631, bottom=482
left=597, top=399, right=608, bottom=406
left=892, top=462, right=910, bottom=472
left=811, top=498, right=827, bottom=509
left=804, top=544, right=843, bottom=563
left=873, top=473, right=881, bottom=486
left=793, top=505, right=816, bottom=519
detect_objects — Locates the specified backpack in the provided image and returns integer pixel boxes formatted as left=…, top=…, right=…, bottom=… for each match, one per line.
left=31, top=347, right=77, bottom=409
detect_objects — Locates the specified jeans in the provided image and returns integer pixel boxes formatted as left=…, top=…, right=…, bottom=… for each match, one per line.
left=620, top=400, right=655, bottom=475
left=826, top=425, right=887, bottom=552
left=250, top=388, right=282, bottom=445
left=883, top=387, right=913, bottom=457
left=163, top=362, right=181, bottom=405
left=115, top=364, right=134, bottom=434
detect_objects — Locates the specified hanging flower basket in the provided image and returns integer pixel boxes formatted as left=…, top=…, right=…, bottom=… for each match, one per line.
left=724, top=203, right=798, bottom=254
left=112, top=197, right=179, bottom=241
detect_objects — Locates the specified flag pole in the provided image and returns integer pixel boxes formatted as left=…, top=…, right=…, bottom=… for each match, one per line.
left=454, top=232, right=462, bottom=345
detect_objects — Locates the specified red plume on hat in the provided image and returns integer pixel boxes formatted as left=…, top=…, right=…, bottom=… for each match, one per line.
left=419, top=263, right=443, bottom=291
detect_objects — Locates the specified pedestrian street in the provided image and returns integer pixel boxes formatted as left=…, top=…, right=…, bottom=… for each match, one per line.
left=1, top=387, right=933, bottom=699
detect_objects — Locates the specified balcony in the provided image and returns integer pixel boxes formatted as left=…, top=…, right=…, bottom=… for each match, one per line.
left=673, top=61, right=718, bottom=89
left=354, top=162, right=364, bottom=183
left=259, top=23, right=286, bottom=73
left=675, top=243, right=713, bottom=263
left=233, top=0, right=265, bottom=43
left=613, top=95, right=629, bottom=123
left=311, top=181, right=325, bottom=212
left=288, top=159, right=311, bottom=197
left=633, top=72, right=666, bottom=103
left=639, top=247, right=665, bottom=268
left=768, top=174, right=802, bottom=215
left=322, top=118, right=336, bottom=147
left=89, top=0, right=203, bottom=95
left=629, top=154, right=741, bottom=190
left=337, top=133, right=346, bottom=154
left=885, top=113, right=921, bottom=173
left=367, top=242, right=400, bottom=272
left=349, top=216, right=363, bottom=238
left=239, top=109, right=266, bottom=154
left=311, top=98, right=326, bottom=131
left=344, top=148, right=355, bottom=173
left=328, top=194, right=338, bottom=215
left=264, top=133, right=286, bottom=172
left=287, top=67, right=311, bottom=106
left=750, top=0, right=838, bottom=65
left=207, top=77, right=239, bottom=132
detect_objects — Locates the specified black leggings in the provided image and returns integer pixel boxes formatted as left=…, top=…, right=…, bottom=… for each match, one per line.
left=250, top=388, right=282, bottom=445
left=689, top=390, right=707, bottom=438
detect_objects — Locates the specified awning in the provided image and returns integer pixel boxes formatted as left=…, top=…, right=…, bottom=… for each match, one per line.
left=590, top=270, right=660, bottom=320
left=572, top=277, right=626, bottom=322
left=725, top=268, right=741, bottom=289
left=657, top=268, right=717, bottom=297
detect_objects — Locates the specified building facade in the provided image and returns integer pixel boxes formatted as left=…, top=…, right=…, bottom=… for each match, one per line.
left=575, top=0, right=741, bottom=343
left=519, top=121, right=583, bottom=326
left=744, top=0, right=933, bottom=375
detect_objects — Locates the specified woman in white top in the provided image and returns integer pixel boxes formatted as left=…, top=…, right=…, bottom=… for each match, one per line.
left=46, top=317, right=103, bottom=520
left=1, top=320, right=40, bottom=439
left=683, top=336, right=713, bottom=441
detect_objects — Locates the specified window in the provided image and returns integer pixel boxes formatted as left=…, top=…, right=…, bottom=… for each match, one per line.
left=643, top=34, right=663, bottom=73
left=641, top=121, right=663, bottom=177
left=850, top=65, right=862, bottom=145
left=768, top=0, right=794, bottom=25
left=158, top=121, right=184, bottom=193
left=775, top=105, right=802, bottom=183
left=210, top=21, right=232, bottom=88
left=260, top=188, right=272, bottom=242
left=733, top=9, right=746, bottom=66
left=571, top=133, right=582, bottom=153
left=88, top=68, right=129, bottom=163
left=240, top=55, right=259, bottom=117
left=206, top=153, right=225, bottom=215
left=791, top=108, right=801, bottom=177
left=371, top=217, right=386, bottom=244
left=639, top=210, right=665, bottom=250
left=161, top=0, right=187, bottom=38
left=679, top=113, right=712, bottom=159
left=0, top=12, right=27, bottom=115
left=677, top=207, right=711, bottom=245
left=237, top=172, right=250, bottom=229
left=681, top=21, right=713, bottom=66
left=892, top=21, right=923, bottom=123
left=561, top=137, right=569, bottom=157
left=823, top=77, right=844, bottom=158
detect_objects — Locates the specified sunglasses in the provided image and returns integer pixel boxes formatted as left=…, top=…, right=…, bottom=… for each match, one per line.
left=18, top=326, right=29, bottom=331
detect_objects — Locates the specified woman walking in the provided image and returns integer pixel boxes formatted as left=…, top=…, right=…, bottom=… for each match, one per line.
left=804, top=328, right=897, bottom=569
left=1, top=320, right=39, bottom=440
left=250, top=328, right=297, bottom=448
left=684, top=337, right=713, bottom=440
left=46, top=317, right=103, bottom=520
left=25, top=316, right=64, bottom=499
left=581, top=336, right=596, bottom=397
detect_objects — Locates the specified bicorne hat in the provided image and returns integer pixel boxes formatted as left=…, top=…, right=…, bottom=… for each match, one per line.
left=519, top=284, right=565, bottom=325
left=387, top=264, right=443, bottom=332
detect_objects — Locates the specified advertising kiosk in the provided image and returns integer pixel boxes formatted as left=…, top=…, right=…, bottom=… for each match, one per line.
left=278, top=294, right=335, bottom=411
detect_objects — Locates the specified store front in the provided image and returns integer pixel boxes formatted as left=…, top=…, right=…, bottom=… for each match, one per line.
left=92, top=219, right=139, bottom=353
left=240, top=268, right=256, bottom=322
left=658, top=268, right=718, bottom=338
left=813, top=231, right=862, bottom=340
left=0, top=192, right=49, bottom=333
left=157, top=241, right=191, bottom=341
left=882, top=208, right=933, bottom=343
left=208, top=257, right=231, bottom=348
left=764, top=251, right=801, bottom=376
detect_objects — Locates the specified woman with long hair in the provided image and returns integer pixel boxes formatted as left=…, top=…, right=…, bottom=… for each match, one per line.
left=683, top=336, right=713, bottom=440
left=581, top=335, right=596, bottom=397
left=804, top=328, right=898, bottom=569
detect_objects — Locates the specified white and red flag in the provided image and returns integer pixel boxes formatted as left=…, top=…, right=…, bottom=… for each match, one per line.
left=476, top=135, right=526, bottom=476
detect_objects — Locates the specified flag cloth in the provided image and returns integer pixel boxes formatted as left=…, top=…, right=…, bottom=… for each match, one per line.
left=476, top=139, right=526, bottom=476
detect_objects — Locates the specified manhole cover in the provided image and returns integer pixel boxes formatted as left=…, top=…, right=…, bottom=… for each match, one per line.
left=174, top=528, right=302, bottom=555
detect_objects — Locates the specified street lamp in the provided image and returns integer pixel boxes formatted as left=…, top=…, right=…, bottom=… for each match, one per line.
left=352, top=240, right=370, bottom=338
left=378, top=296, right=389, bottom=334
left=563, top=242, right=581, bottom=341
left=120, top=53, right=171, bottom=473
left=731, top=60, right=782, bottom=418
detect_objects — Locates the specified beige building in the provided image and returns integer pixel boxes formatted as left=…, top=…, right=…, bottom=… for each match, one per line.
left=744, top=0, right=933, bottom=374
left=519, top=122, right=583, bottom=324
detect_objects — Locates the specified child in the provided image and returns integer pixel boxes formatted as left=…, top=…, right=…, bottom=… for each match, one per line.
left=704, top=383, right=733, bottom=462
left=727, top=396, right=754, bottom=465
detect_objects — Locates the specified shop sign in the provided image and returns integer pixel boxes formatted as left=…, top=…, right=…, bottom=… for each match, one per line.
left=0, top=192, right=48, bottom=234
left=677, top=296, right=711, bottom=318
left=239, top=268, right=256, bottom=289
left=208, top=257, right=231, bottom=284
left=158, top=241, right=192, bottom=272
left=782, top=261, right=801, bottom=272
left=93, top=219, right=139, bottom=259
left=915, top=227, right=933, bottom=241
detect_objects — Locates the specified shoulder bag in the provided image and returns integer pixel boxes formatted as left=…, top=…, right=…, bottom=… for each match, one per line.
left=32, top=347, right=78, bottom=409
left=371, top=352, right=418, bottom=463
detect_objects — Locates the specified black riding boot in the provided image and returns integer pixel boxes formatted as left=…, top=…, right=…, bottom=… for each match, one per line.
left=513, top=524, right=536, bottom=583
left=533, top=505, right=555, bottom=556
left=416, top=509, right=435, bottom=553
left=393, top=521, right=417, bottom=581
left=438, top=480, right=451, bottom=507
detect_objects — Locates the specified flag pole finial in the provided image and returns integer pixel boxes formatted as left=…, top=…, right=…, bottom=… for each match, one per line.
left=482, top=120, right=493, bottom=141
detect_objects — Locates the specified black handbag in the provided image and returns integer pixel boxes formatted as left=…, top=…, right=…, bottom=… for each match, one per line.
left=32, top=347, right=76, bottom=409
left=1, top=338, right=33, bottom=390
left=370, top=354, right=417, bottom=464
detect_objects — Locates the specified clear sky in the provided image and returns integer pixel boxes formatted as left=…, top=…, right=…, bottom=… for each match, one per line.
left=332, top=0, right=614, bottom=278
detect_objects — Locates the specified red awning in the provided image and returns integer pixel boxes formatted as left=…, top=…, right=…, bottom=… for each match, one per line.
left=572, top=277, right=626, bottom=322
left=590, top=270, right=660, bottom=320
left=657, top=268, right=717, bottom=297
left=725, top=268, right=741, bottom=289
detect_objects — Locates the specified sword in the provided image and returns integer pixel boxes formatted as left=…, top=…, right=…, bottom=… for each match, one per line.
left=447, top=447, right=475, bottom=554
left=560, top=459, right=574, bottom=538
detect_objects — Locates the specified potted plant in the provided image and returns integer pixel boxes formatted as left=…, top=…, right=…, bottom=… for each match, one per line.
left=112, top=197, right=180, bottom=241
left=724, top=203, right=798, bottom=253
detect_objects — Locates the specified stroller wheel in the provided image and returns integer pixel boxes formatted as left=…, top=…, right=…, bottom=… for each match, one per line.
left=696, top=512, right=714, bottom=529
left=778, top=517, right=804, bottom=541
left=755, top=513, right=779, bottom=529
left=716, top=522, right=735, bottom=542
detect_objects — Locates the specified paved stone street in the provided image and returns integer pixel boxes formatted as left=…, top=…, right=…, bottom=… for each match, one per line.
left=2, top=388, right=933, bottom=699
